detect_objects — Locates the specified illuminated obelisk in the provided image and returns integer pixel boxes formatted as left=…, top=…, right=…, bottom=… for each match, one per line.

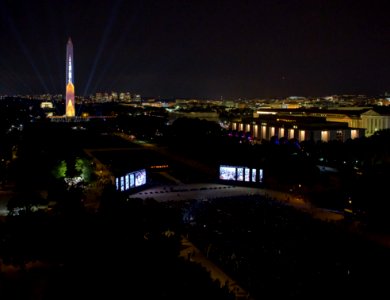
left=65, top=37, right=75, bottom=117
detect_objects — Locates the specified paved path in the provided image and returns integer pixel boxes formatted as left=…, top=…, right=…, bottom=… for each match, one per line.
left=180, top=236, right=253, bottom=300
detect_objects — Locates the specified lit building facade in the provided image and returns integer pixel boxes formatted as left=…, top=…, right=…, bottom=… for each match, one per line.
left=360, top=109, right=390, bottom=136
left=253, top=107, right=390, bottom=137
left=66, top=38, right=75, bottom=117
left=231, top=115, right=365, bottom=143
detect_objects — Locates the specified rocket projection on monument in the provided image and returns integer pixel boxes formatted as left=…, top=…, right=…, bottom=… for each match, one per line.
left=65, top=37, right=75, bottom=117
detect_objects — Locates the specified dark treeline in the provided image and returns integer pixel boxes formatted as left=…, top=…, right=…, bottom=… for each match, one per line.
left=0, top=194, right=235, bottom=300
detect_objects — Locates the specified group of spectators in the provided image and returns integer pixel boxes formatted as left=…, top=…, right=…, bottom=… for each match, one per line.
left=171, top=194, right=390, bottom=299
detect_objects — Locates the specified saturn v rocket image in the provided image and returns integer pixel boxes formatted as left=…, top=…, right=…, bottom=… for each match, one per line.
left=65, top=37, right=75, bottom=117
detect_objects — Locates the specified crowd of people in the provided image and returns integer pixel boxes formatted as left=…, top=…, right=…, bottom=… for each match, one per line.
left=171, top=194, right=390, bottom=299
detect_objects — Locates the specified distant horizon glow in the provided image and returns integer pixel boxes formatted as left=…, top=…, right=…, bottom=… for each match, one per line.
left=1, top=1, right=390, bottom=99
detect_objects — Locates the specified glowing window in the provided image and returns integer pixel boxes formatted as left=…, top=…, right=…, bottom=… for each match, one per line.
left=299, top=130, right=305, bottom=141
left=321, top=131, right=329, bottom=142
left=288, top=129, right=294, bottom=139
left=269, top=127, right=275, bottom=137
left=261, top=126, right=267, bottom=138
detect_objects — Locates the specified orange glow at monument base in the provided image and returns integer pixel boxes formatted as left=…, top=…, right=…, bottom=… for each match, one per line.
left=66, top=82, right=75, bottom=117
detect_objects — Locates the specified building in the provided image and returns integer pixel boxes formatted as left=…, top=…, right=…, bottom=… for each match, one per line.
left=65, top=37, right=75, bottom=117
left=253, top=107, right=390, bottom=137
left=357, top=108, right=390, bottom=136
left=133, top=94, right=142, bottom=103
left=231, top=115, right=364, bottom=143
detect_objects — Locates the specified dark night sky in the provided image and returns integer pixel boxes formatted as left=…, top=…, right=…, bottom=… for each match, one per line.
left=1, top=0, right=390, bottom=99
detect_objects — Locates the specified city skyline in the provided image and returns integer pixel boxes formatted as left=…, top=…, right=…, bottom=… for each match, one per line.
left=1, top=0, right=390, bottom=99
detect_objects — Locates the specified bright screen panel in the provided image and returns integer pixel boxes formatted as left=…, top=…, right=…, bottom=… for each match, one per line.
left=125, top=174, right=130, bottom=190
left=251, top=169, right=256, bottom=182
left=135, top=169, right=146, bottom=187
left=120, top=176, right=125, bottom=191
left=259, top=169, right=263, bottom=183
left=244, top=168, right=250, bottom=182
left=236, top=167, right=244, bottom=181
left=219, top=165, right=236, bottom=180
left=130, top=173, right=135, bottom=188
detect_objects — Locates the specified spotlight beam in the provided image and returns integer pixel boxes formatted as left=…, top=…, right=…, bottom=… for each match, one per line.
left=0, top=59, right=34, bottom=95
left=0, top=2, right=49, bottom=93
left=91, top=0, right=143, bottom=94
left=83, top=0, right=124, bottom=96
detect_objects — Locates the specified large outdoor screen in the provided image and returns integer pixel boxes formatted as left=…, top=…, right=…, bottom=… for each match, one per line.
left=134, top=169, right=146, bottom=187
left=219, top=165, right=236, bottom=180
left=116, top=168, right=147, bottom=191
left=236, top=167, right=244, bottom=181
left=219, top=165, right=263, bottom=183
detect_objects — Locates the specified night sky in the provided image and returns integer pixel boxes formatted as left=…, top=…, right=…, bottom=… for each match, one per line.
left=1, top=0, right=390, bottom=99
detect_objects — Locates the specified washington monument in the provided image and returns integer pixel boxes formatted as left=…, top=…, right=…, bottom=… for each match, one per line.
left=65, top=37, right=75, bottom=117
